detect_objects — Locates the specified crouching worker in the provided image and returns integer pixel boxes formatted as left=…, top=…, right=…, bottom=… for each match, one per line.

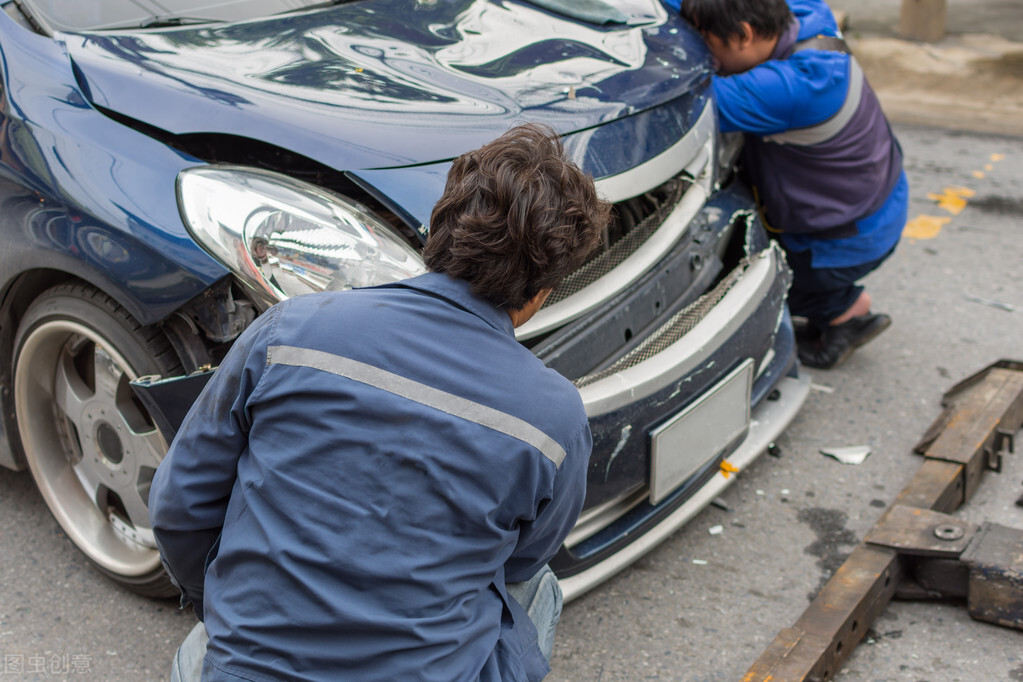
left=677, top=0, right=909, bottom=369
left=149, top=122, right=611, bottom=682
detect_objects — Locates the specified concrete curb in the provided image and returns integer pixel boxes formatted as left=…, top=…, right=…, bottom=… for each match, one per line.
left=851, top=33, right=1023, bottom=138
left=830, top=3, right=1023, bottom=138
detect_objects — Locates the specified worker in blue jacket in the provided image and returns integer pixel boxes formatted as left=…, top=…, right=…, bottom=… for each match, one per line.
left=150, top=123, right=611, bottom=682
left=674, top=0, right=908, bottom=369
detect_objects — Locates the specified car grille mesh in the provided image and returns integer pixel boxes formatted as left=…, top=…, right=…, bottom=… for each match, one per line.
left=573, top=261, right=747, bottom=388
left=546, top=178, right=690, bottom=306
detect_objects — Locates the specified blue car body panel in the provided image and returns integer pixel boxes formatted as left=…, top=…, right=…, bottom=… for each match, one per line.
left=0, top=0, right=715, bottom=318
left=0, top=9, right=226, bottom=324
left=65, top=0, right=709, bottom=172
left=350, top=90, right=707, bottom=230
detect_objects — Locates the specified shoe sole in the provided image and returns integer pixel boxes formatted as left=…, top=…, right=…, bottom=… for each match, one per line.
left=852, top=315, right=892, bottom=349
left=831, top=315, right=892, bottom=368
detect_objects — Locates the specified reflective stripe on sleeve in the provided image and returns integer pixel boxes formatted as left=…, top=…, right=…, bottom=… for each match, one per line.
left=267, top=345, right=567, bottom=467
left=763, top=58, right=865, bottom=146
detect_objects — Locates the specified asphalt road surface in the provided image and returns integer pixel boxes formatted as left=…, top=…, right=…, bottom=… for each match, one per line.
left=1, top=123, right=1021, bottom=681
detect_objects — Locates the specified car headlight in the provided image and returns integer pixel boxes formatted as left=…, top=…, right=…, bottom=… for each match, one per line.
left=177, top=165, right=426, bottom=303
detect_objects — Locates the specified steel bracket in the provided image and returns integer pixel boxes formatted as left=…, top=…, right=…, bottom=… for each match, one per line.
left=864, top=505, right=1023, bottom=629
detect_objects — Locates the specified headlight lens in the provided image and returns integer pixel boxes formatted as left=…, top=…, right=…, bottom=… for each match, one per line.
left=177, top=165, right=426, bottom=302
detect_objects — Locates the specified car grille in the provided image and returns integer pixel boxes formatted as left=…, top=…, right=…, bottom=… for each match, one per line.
left=515, top=103, right=717, bottom=341
left=547, top=178, right=689, bottom=306
left=574, top=261, right=743, bottom=388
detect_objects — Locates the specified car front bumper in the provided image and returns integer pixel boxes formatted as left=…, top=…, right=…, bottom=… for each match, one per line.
left=545, top=178, right=811, bottom=600
left=560, top=368, right=809, bottom=602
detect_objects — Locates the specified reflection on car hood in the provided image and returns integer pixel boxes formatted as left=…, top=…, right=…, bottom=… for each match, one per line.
left=65, top=0, right=709, bottom=171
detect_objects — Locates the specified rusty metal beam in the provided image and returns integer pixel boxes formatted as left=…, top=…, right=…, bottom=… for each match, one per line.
left=922, top=367, right=1023, bottom=502
left=893, top=459, right=964, bottom=514
left=743, top=545, right=900, bottom=682
left=744, top=362, right=1023, bottom=681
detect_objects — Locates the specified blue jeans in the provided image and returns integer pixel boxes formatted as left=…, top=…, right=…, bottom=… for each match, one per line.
left=505, top=564, right=563, bottom=663
left=170, top=565, right=563, bottom=681
left=170, top=620, right=207, bottom=682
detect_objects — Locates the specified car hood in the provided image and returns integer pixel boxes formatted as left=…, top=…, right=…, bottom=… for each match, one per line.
left=65, top=0, right=710, bottom=171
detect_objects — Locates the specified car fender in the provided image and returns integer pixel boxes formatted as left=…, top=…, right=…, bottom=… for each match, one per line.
left=0, top=13, right=227, bottom=325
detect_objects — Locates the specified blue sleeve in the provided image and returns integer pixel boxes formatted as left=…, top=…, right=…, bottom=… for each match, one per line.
left=148, top=305, right=279, bottom=619
left=788, top=0, right=839, bottom=37
left=712, top=53, right=851, bottom=135
left=505, top=419, right=592, bottom=583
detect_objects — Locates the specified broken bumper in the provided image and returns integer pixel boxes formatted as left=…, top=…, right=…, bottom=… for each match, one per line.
left=552, top=234, right=810, bottom=601
left=560, top=369, right=809, bottom=602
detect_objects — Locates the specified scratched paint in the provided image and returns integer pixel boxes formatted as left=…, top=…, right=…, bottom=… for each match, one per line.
left=603, top=424, right=633, bottom=481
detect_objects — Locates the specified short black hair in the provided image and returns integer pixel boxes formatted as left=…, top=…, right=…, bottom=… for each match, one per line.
left=424, top=123, right=610, bottom=310
left=681, top=0, right=793, bottom=42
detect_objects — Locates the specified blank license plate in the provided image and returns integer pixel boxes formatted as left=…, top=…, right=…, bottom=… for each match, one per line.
left=649, top=359, right=753, bottom=504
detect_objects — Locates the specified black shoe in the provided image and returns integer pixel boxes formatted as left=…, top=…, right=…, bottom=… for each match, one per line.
left=792, top=316, right=821, bottom=344
left=797, top=313, right=892, bottom=369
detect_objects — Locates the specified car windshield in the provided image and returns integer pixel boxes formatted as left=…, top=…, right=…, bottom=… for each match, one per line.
left=17, top=0, right=344, bottom=32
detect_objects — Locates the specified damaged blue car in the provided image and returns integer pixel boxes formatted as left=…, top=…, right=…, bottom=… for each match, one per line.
left=0, top=0, right=808, bottom=601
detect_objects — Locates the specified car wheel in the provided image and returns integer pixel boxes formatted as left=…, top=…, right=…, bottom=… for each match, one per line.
left=13, top=283, right=181, bottom=597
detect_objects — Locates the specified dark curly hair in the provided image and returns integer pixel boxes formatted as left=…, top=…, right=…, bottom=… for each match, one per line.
left=423, top=123, right=611, bottom=310
left=680, top=0, right=793, bottom=41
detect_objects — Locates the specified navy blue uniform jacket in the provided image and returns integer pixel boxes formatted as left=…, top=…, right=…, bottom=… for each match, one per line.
left=149, top=272, right=592, bottom=681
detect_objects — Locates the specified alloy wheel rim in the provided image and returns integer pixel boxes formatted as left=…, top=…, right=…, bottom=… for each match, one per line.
left=14, top=319, right=165, bottom=577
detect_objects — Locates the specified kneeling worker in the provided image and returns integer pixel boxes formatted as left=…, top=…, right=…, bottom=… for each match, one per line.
left=149, top=123, right=611, bottom=681
left=677, top=0, right=909, bottom=369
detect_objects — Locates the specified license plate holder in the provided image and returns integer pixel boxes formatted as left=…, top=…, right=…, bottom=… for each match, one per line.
left=649, top=359, right=753, bottom=504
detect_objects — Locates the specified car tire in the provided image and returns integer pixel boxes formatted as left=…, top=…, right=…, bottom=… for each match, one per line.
left=13, top=283, right=181, bottom=598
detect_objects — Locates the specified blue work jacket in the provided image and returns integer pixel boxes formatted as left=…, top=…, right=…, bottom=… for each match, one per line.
left=671, top=0, right=907, bottom=268
left=149, top=272, right=592, bottom=682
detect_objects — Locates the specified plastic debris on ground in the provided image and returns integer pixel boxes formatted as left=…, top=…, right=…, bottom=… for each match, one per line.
left=820, top=445, right=872, bottom=465
left=708, top=525, right=723, bottom=535
left=964, top=293, right=1016, bottom=312
left=710, top=497, right=730, bottom=511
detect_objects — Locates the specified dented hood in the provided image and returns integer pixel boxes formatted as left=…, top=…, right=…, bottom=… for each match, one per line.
left=65, top=0, right=710, bottom=171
